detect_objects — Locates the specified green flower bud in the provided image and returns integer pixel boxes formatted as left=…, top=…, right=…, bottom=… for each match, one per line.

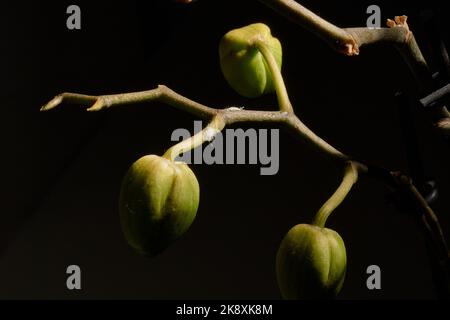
left=276, top=224, right=347, bottom=299
left=119, top=155, right=199, bottom=257
left=219, top=23, right=282, bottom=98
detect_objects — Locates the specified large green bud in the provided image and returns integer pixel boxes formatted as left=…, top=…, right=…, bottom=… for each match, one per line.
left=276, top=224, right=347, bottom=299
left=119, top=155, right=200, bottom=257
left=219, top=23, right=282, bottom=98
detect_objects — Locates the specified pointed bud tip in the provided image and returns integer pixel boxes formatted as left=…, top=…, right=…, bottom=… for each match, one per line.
left=40, top=96, right=63, bottom=112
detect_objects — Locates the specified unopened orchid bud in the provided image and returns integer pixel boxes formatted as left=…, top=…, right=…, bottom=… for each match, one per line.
left=276, top=224, right=347, bottom=299
left=219, top=23, right=282, bottom=98
left=119, top=155, right=199, bottom=257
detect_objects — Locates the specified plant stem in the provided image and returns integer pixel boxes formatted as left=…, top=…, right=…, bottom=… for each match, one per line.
left=254, top=39, right=294, bottom=113
left=41, top=85, right=218, bottom=119
left=393, top=173, right=450, bottom=298
left=41, top=87, right=349, bottom=162
left=285, top=114, right=348, bottom=162
left=40, top=0, right=450, bottom=298
left=257, top=0, right=358, bottom=55
left=162, top=114, right=225, bottom=162
left=258, top=0, right=450, bottom=138
left=313, top=161, right=358, bottom=228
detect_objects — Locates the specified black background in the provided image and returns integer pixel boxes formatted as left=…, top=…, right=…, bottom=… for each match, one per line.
left=0, top=0, right=448, bottom=299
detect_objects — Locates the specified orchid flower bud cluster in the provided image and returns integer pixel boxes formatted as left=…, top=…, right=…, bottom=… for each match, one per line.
left=117, top=23, right=356, bottom=300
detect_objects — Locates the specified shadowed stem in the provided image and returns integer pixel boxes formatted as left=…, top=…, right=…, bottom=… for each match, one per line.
left=393, top=173, right=450, bottom=297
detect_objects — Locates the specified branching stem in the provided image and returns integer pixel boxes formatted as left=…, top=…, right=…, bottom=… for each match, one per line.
left=41, top=86, right=348, bottom=162
left=258, top=0, right=450, bottom=135
left=40, top=0, right=449, bottom=297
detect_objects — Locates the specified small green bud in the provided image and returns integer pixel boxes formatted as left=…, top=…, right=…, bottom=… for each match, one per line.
left=219, top=23, right=282, bottom=98
left=119, top=155, right=199, bottom=257
left=276, top=224, right=347, bottom=299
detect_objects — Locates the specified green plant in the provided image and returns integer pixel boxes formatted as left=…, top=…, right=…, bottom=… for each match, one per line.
left=40, top=1, right=449, bottom=299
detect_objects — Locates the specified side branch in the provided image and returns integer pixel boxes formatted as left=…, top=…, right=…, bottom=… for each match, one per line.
left=257, top=0, right=358, bottom=55
left=41, top=85, right=348, bottom=162
left=393, top=173, right=450, bottom=297
left=257, top=1, right=421, bottom=77
left=258, top=0, right=412, bottom=56
left=41, top=85, right=218, bottom=119
left=364, top=164, right=450, bottom=297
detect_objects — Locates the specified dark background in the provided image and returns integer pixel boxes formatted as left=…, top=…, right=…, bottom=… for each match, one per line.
left=0, top=0, right=448, bottom=299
